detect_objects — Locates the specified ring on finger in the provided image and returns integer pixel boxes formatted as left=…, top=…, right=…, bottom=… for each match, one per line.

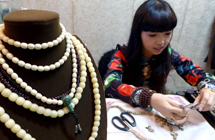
left=167, top=117, right=175, bottom=125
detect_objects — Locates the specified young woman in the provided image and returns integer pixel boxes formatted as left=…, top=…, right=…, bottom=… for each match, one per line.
left=103, top=0, right=215, bottom=125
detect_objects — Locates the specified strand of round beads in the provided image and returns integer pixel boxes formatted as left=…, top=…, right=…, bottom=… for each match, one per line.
left=0, top=35, right=101, bottom=139
left=0, top=33, right=71, bottom=72
left=70, top=35, right=100, bottom=140
left=0, top=33, right=86, bottom=105
left=0, top=43, right=81, bottom=102
left=0, top=23, right=66, bottom=50
left=0, top=106, right=36, bottom=140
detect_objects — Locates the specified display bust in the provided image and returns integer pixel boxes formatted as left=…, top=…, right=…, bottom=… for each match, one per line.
left=0, top=10, right=107, bottom=140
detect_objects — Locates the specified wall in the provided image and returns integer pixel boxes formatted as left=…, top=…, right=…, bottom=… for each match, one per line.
left=9, top=0, right=215, bottom=92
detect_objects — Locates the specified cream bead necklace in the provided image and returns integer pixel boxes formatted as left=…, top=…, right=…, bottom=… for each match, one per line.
left=0, top=33, right=86, bottom=105
left=0, top=35, right=101, bottom=140
left=0, top=23, right=66, bottom=50
left=0, top=33, right=71, bottom=72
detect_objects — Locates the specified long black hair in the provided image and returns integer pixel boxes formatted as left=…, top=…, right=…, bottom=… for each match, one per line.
left=123, top=0, right=177, bottom=93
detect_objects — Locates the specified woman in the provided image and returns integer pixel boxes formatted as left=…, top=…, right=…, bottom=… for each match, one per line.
left=103, top=0, right=215, bottom=125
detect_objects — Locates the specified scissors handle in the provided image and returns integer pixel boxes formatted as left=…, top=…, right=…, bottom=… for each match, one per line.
left=127, top=127, right=148, bottom=140
left=120, top=112, right=136, bottom=127
left=112, top=116, right=129, bottom=131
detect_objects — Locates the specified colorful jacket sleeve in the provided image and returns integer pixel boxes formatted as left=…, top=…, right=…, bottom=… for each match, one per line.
left=169, top=47, right=215, bottom=90
left=103, top=45, right=136, bottom=103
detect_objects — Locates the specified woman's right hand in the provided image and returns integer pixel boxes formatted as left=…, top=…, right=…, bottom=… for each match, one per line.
left=150, top=93, right=190, bottom=125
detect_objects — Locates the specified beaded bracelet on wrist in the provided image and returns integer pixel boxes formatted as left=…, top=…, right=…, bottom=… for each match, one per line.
left=129, top=87, right=140, bottom=106
left=139, top=87, right=156, bottom=111
left=129, top=87, right=156, bottom=111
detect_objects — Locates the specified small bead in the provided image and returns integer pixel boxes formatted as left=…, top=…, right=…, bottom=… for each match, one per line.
left=57, top=110, right=65, bottom=117
left=41, top=96, right=48, bottom=103
left=1, top=88, right=12, bottom=97
left=94, top=116, right=100, bottom=121
left=38, top=66, right=44, bottom=72
left=50, top=110, right=58, bottom=118
left=9, top=93, right=18, bottom=102
left=24, top=63, right=31, bottom=69
left=16, top=129, right=26, bottom=138
left=44, top=109, right=52, bottom=117
left=29, top=104, right=38, bottom=112
left=95, top=99, right=101, bottom=105
left=16, top=97, right=25, bottom=106
left=18, top=61, right=25, bottom=67
left=46, top=98, right=53, bottom=104
left=11, top=73, right=18, bottom=79
left=21, top=42, right=28, bottom=49
left=5, top=119, right=15, bottom=128
left=25, top=86, right=32, bottom=92
left=20, top=82, right=27, bottom=88
left=48, top=42, right=54, bottom=47
left=44, top=66, right=50, bottom=71
left=75, top=93, right=82, bottom=99
left=23, top=134, right=32, bottom=140
left=27, top=43, right=34, bottom=50
left=72, top=98, right=79, bottom=105
left=23, top=100, right=32, bottom=109
left=30, top=89, right=37, bottom=96
left=0, top=107, right=5, bottom=116
left=14, top=41, right=21, bottom=47
left=91, top=132, right=98, bottom=138
left=12, top=57, right=19, bottom=64
left=95, top=110, right=101, bottom=116
left=0, top=83, right=5, bottom=92
left=31, top=65, right=38, bottom=71
left=36, top=106, right=45, bottom=114
left=76, top=87, right=83, bottom=93
left=42, top=43, right=48, bottom=49
left=0, top=113, right=10, bottom=123
left=92, top=126, right=98, bottom=132
left=35, top=44, right=42, bottom=50
left=50, top=64, right=56, bottom=70
left=11, top=124, right=21, bottom=133
left=94, top=121, right=100, bottom=127
left=16, top=78, right=23, bottom=84
left=36, top=93, right=42, bottom=99
left=8, top=39, right=14, bottom=45
left=93, top=88, right=99, bottom=94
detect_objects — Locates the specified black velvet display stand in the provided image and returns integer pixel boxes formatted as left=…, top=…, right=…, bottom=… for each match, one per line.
left=0, top=10, right=107, bottom=140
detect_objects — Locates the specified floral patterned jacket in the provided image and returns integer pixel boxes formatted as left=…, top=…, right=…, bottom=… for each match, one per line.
left=103, top=44, right=215, bottom=105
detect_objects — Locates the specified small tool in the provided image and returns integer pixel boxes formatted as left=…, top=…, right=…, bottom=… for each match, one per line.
left=181, top=103, right=201, bottom=110
left=112, top=112, right=152, bottom=140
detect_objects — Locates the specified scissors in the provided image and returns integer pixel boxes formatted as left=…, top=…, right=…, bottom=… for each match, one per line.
left=112, top=112, right=151, bottom=140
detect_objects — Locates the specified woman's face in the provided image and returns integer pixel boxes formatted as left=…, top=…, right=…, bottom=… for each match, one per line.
left=141, top=30, right=172, bottom=58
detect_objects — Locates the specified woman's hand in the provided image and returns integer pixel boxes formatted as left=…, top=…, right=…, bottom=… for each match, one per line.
left=193, top=88, right=215, bottom=111
left=151, top=93, right=190, bottom=125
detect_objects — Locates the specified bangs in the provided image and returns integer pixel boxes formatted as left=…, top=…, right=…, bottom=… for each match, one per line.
left=141, top=1, right=177, bottom=32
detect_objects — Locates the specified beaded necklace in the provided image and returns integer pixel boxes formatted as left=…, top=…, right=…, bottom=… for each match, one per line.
left=0, top=23, right=66, bottom=50
left=0, top=24, right=84, bottom=106
left=0, top=33, right=101, bottom=139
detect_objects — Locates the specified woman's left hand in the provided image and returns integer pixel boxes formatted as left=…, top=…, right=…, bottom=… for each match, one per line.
left=193, top=88, right=215, bottom=111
